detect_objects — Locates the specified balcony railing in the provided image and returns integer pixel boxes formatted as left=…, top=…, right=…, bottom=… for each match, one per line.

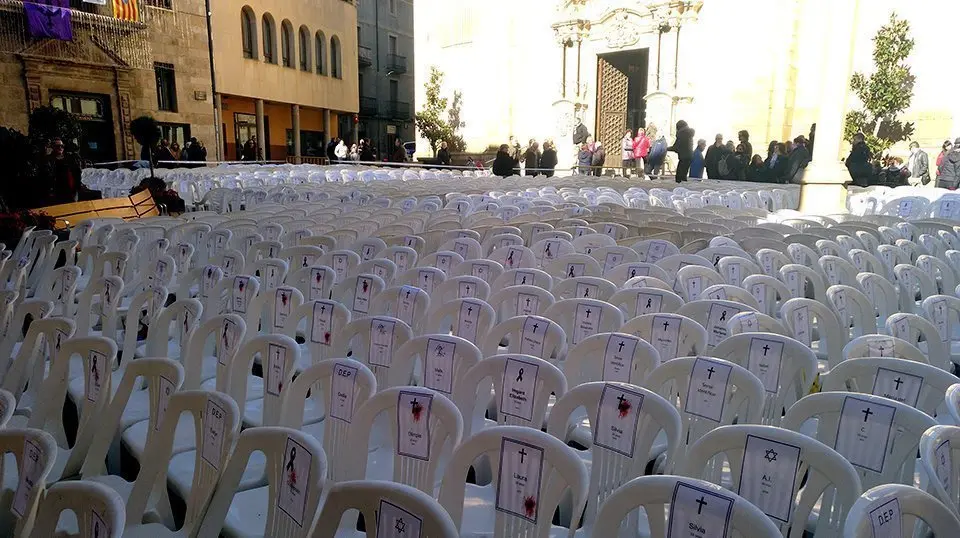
left=385, top=100, right=410, bottom=120
left=359, top=96, right=378, bottom=116
left=386, top=53, right=407, bottom=74
left=358, top=45, right=373, bottom=67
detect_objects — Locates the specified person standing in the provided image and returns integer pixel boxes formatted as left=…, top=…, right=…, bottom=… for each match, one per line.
left=349, top=143, right=359, bottom=162
left=937, top=137, right=960, bottom=190
left=389, top=138, right=406, bottom=163
left=47, top=138, right=82, bottom=204
left=632, top=127, right=650, bottom=177
left=437, top=141, right=452, bottom=166
left=524, top=139, right=541, bottom=176
left=689, top=139, right=706, bottom=179
left=540, top=139, right=558, bottom=177
left=359, top=139, right=374, bottom=162
left=738, top=130, right=753, bottom=166
left=645, top=124, right=666, bottom=177
left=492, top=144, right=517, bottom=176
left=937, top=140, right=952, bottom=177
left=334, top=139, right=348, bottom=162
left=572, top=117, right=589, bottom=146
left=620, top=130, right=634, bottom=176
left=185, top=137, right=207, bottom=167
left=668, top=120, right=695, bottom=183
left=325, top=137, right=337, bottom=163
left=591, top=141, right=606, bottom=176
left=704, top=134, right=724, bottom=179
left=782, top=135, right=811, bottom=184
left=577, top=143, right=593, bottom=175
left=906, top=141, right=930, bottom=187
left=746, top=154, right=766, bottom=181
left=169, top=141, right=182, bottom=162
left=845, top=133, right=874, bottom=187
left=154, top=139, right=174, bottom=165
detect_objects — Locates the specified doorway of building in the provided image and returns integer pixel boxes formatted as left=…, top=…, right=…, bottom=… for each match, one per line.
left=234, top=113, right=271, bottom=160
left=49, top=92, right=116, bottom=164
left=595, top=49, right=649, bottom=165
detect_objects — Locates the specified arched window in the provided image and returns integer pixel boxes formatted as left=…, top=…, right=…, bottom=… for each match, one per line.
left=241, top=7, right=257, bottom=59
left=315, top=31, right=327, bottom=75
left=298, top=26, right=311, bottom=72
left=280, top=20, right=294, bottom=68
left=330, top=35, right=342, bottom=79
left=262, top=14, right=276, bottom=64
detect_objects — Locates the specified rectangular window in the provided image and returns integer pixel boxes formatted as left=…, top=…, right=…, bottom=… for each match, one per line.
left=389, top=0, right=397, bottom=14
left=158, top=123, right=191, bottom=145
left=154, top=62, right=178, bottom=112
left=389, top=79, right=399, bottom=102
left=388, top=35, right=397, bottom=55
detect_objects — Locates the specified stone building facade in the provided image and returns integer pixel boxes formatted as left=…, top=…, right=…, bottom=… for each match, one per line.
left=0, top=0, right=215, bottom=163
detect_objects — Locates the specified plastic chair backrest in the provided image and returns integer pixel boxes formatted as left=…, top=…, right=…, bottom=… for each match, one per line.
left=620, top=313, right=708, bottom=360
left=29, top=479, right=125, bottom=538
left=918, top=424, right=960, bottom=515
left=340, top=316, right=414, bottom=390
left=561, top=332, right=660, bottom=387
left=843, top=483, right=960, bottom=538
left=0, top=428, right=58, bottom=537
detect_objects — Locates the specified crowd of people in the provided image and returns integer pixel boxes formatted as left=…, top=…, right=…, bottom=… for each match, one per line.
left=142, top=137, right=208, bottom=168
left=844, top=133, right=960, bottom=190
left=491, top=137, right=560, bottom=177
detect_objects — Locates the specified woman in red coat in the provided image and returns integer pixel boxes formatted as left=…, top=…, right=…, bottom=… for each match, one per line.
left=632, top=128, right=651, bottom=178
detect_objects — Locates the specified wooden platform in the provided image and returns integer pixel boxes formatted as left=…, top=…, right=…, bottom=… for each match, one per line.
left=36, top=189, right=159, bottom=229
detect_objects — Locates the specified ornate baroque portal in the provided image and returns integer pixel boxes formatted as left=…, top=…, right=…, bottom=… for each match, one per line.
left=596, top=57, right=628, bottom=162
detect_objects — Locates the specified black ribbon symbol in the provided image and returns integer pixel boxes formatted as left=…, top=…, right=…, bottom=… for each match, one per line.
left=516, top=368, right=524, bottom=382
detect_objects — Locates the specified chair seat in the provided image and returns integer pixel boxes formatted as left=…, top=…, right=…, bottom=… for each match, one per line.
left=219, top=486, right=269, bottom=538
left=66, top=367, right=124, bottom=405
left=122, top=414, right=197, bottom=461
left=459, top=483, right=582, bottom=537
left=167, top=449, right=267, bottom=502
left=135, top=339, right=182, bottom=362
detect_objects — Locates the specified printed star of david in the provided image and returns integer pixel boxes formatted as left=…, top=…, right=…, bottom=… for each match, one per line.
left=764, top=448, right=778, bottom=463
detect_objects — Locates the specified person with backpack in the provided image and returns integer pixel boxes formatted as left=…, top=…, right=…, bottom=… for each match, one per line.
left=668, top=120, right=695, bottom=182
left=645, top=124, right=667, bottom=178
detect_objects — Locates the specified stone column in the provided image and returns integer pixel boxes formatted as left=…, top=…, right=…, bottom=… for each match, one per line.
left=797, top=0, right=860, bottom=215
left=292, top=104, right=301, bottom=164
left=255, top=98, right=266, bottom=161
left=213, top=93, right=224, bottom=162
left=323, top=109, right=332, bottom=163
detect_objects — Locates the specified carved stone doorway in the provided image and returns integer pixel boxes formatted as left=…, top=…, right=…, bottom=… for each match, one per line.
left=596, top=49, right=650, bottom=165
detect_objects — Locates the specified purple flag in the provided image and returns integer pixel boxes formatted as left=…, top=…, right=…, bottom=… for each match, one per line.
left=25, top=0, right=73, bottom=41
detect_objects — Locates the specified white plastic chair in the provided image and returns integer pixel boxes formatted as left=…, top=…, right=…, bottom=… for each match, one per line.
left=491, top=267, right=553, bottom=291
left=387, top=334, right=481, bottom=396
left=712, top=332, right=818, bottom=425
left=783, top=391, right=937, bottom=491
left=546, top=381, right=683, bottom=534
left=842, top=334, right=929, bottom=364
left=619, top=313, right=708, bottom=361
left=482, top=315, right=567, bottom=362
left=918, top=424, right=960, bottom=514
left=311, top=480, right=458, bottom=538
left=681, top=424, right=862, bottom=538
left=842, top=483, right=960, bottom=537
left=195, top=426, right=327, bottom=538
left=0, top=428, right=57, bottom=537
left=590, top=475, right=782, bottom=538
left=741, top=274, right=790, bottom=318
left=781, top=298, right=847, bottom=369
left=677, top=299, right=759, bottom=350
left=821, top=358, right=958, bottom=419
left=437, top=425, right=589, bottom=538
left=29, top=479, right=125, bottom=538
left=561, top=332, right=660, bottom=387
left=339, top=316, right=414, bottom=390
left=542, top=298, right=625, bottom=349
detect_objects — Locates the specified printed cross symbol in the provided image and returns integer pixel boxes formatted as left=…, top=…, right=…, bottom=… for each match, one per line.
left=662, top=320, right=670, bottom=331
left=695, top=496, right=708, bottom=515
left=762, top=344, right=770, bottom=356
left=862, top=407, right=873, bottom=422
left=764, top=448, right=778, bottom=463
left=706, top=366, right=716, bottom=379
left=467, top=306, right=473, bottom=316
left=618, top=341, right=625, bottom=352
left=519, top=448, right=527, bottom=463
left=894, top=377, right=904, bottom=390
left=585, top=308, right=592, bottom=318
left=532, top=323, right=539, bottom=333
left=878, top=345, right=885, bottom=354
left=395, top=518, right=406, bottom=533
left=525, top=298, right=531, bottom=307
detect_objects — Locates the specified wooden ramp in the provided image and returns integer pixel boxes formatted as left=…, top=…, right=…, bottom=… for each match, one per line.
left=36, top=190, right=159, bottom=229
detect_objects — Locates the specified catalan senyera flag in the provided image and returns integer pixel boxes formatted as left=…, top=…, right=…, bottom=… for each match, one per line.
left=112, top=0, right=137, bottom=21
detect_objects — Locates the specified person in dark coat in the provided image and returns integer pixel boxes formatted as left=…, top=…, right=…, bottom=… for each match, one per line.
left=48, top=138, right=83, bottom=204
left=492, top=144, right=518, bottom=177
left=154, top=139, right=174, bottom=165
left=737, top=130, right=753, bottom=167
left=325, top=138, right=338, bottom=163
left=906, top=141, right=930, bottom=187
left=668, top=120, right=695, bottom=182
left=524, top=140, right=540, bottom=176
left=185, top=138, right=207, bottom=165
left=764, top=143, right=788, bottom=182
left=540, top=139, right=558, bottom=177
left=591, top=141, right=606, bottom=176
left=577, top=143, right=593, bottom=175
left=937, top=140, right=952, bottom=177
left=572, top=117, right=589, bottom=146
left=359, top=139, right=374, bottom=162
left=782, top=135, right=811, bottom=183
left=703, top=134, right=724, bottom=179
left=436, top=141, right=452, bottom=166
left=746, top=155, right=766, bottom=181
left=389, top=139, right=406, bottom=163
left=937, top=137, right=960, bottom=190
left=845, top=133, right=874, bottom=187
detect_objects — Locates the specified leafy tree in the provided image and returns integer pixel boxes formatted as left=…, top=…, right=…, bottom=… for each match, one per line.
left=28, top=105, right=81, bottom=147
left=843, top=12, right=916, bottom=156
left=130, top=116, right=161, bottom=178
left=415, top=66, right=466, bottom=156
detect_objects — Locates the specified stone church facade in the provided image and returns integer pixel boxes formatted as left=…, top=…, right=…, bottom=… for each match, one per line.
left=415, top=0, right=960, bottom=170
